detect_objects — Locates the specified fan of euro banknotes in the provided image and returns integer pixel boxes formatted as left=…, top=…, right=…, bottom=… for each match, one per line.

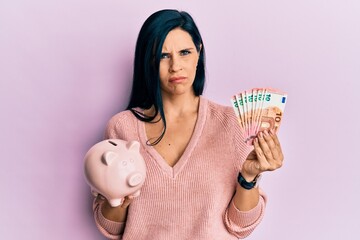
left=231, top=88, right=287, bottom=146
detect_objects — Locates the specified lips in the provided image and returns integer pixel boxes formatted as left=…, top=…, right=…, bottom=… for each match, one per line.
left=169, top=76, right=186, bottom=83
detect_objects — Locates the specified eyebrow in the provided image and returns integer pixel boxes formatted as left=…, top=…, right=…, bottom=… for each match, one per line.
left=161, top=47, right=196, bottom=53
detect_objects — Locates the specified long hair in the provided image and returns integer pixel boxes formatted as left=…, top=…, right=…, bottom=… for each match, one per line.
left=126, top=9, right=206, bottom=145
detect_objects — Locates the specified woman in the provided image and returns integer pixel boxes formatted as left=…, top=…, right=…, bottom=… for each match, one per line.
left=93, top=9, right=284, bottom=240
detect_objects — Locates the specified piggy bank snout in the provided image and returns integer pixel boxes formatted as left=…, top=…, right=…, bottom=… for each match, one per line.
left=127, top=173, right=144, bottom=187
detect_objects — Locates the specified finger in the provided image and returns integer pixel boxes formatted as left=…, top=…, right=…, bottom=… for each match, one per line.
left=121, top=196, right=134, bottom=209
left=264, top=130, right=284, bottom=169
left=263, top=130, right=281, bottom=160
left=257, top=131, right=274, bottom=161
left=269, top=129, right=284, bottom=160
left=95, top=193, right=105, bottom=202
left=270, top=129, right=282, bottom=149
left=253, top=137, right=270, bottom=171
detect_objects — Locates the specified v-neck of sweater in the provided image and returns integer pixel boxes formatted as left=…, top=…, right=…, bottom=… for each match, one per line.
left=137, top=96, right=208, bottom=179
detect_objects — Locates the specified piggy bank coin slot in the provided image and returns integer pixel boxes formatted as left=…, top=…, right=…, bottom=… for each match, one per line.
left=108, top=140, right=117, bottom=146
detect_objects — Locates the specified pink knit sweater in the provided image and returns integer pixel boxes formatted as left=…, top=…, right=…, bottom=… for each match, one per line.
left=93, top=97, right=266, bottom=239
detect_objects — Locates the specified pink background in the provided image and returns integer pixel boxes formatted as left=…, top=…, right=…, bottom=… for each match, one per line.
left=1, top=0, right=359, bottom=239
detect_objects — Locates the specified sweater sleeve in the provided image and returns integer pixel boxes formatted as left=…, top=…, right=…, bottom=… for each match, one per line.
left=224, top=189, right=267, bottom=238
left=93, top=197, right=125, bottom=239
left=223, top=106, right=267, bottom=238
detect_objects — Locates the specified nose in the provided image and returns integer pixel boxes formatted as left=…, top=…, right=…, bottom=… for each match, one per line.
left=127, top=173, right=144, bottom=187
left=169, top=56, right=182, bottom=72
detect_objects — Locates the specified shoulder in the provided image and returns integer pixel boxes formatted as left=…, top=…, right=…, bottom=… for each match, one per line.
left=207, top=98, right=234, bottom=115
left=204, top=98, right=237, bottom=128
left=106, top=110, right=135, bottom=128
left=104, top=110, right=137, bottom=139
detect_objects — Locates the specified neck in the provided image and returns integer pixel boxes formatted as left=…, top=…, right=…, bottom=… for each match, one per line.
left=161, top=92, right=200, bottom=118
left=145, top=92, right=200, bottom=120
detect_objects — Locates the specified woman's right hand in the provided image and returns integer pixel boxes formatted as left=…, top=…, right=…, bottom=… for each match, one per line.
left=100, top=195, right=134, bottom=222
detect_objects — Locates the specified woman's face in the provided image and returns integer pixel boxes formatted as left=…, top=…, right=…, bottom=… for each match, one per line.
left=159, top=28, right=200, bottom=97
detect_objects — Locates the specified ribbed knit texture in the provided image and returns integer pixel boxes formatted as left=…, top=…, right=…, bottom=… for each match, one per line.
left=93, top=97, right=267, bottom=240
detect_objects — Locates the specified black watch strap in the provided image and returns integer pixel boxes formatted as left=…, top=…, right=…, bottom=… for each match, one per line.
left=237, top=172, right=260, bottom=190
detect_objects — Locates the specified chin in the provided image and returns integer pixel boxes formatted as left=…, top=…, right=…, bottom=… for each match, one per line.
left=164, top=88, right=193, bottom=97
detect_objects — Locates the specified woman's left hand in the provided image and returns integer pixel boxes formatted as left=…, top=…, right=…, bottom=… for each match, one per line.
left=241, top=128, right=284, bottom=181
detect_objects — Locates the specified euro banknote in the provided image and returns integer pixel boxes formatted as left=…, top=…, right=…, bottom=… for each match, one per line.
left=231, top=88, right=287, bottom=145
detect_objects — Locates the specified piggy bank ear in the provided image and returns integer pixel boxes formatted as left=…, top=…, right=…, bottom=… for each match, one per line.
left=102, top=151, right=118, bottom=166
left=126, top=140, right=140, bottom=152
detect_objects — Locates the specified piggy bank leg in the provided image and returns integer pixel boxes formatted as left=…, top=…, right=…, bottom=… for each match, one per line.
left=108, top=198, right=124, bottom=207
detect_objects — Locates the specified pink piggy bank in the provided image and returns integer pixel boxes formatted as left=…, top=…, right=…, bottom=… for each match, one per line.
left=84, top=139, right=146, bottom=207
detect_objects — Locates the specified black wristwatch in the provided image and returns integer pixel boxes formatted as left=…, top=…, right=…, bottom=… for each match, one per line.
left=237, top=172, right=261, bottom=190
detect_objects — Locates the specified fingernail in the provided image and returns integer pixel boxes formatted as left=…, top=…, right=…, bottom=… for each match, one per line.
left=264, top=130, right=269, bottom=136
left=259, top=132, right=263, bottom=138
left=270, top=129, right=275, bottom=135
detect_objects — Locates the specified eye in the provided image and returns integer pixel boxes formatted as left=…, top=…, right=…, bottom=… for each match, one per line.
left=180, top=50, right=191, bottom=56
left=160, top=53, right=170, bottom=59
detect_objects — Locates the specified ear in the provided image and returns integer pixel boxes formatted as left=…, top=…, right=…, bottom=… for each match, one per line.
left=102, top=151, right=118, bottom=166
left=126, top=140, right=140, bottom=152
